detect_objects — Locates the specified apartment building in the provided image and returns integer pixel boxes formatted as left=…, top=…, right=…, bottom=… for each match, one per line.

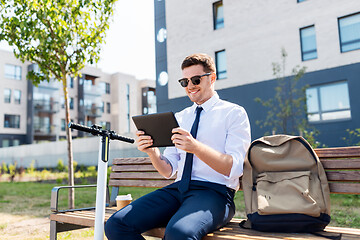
left=154, top=0, right=360, bottom=147
left=0, top=49, right=156, bottom=148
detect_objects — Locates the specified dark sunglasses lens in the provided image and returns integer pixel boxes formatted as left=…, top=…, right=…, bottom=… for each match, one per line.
left=179, top=79, right=188, bottom=87
left=191, top=76, right=201, bottom=85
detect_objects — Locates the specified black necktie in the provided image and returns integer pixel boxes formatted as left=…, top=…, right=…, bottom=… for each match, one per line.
left=178, top=106, right=203, bottom=193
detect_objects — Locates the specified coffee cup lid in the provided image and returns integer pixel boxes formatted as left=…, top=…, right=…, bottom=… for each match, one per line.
left=116, top=194, right=132, bottom=201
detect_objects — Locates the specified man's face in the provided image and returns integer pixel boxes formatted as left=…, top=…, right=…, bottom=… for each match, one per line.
left=181, top=64, right=215, bottom=105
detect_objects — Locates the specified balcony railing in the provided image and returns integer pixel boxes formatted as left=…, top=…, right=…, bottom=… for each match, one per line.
left=84, top=85, right=103, bottom=96
left=37, top=80, right=60, bottom=90
left=85, top=105, right=103, bottom=117
left=34, top=124, right=57, bottom=136
left=34, top=100, right=60, bottom=113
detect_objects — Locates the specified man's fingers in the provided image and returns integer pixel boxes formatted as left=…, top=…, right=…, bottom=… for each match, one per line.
left=135, top=130, right=145, bottom=136
left=172, top=127, right=188, bottom=135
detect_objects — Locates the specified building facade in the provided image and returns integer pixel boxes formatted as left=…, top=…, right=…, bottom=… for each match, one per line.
left=0, top=49, right=156, bottom=148
left=154, top=0, right=360, bottom=147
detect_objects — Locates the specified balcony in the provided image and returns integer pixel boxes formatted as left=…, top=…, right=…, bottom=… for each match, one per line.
left=34, top=124, right=57, bottom=136
left=84, top=84, right=103, bottom=96
left=85, top=105, right=103, bottom=117
left=34, top=100, right=60, bottom=113
left=37, top=80, right=60, bottom=90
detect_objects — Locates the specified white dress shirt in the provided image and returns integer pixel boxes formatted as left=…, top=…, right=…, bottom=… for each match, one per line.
left=163, top=92, right=251, bottom=191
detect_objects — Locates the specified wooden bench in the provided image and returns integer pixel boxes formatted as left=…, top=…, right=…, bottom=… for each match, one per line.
left=50, top=146, right=360, bottom=239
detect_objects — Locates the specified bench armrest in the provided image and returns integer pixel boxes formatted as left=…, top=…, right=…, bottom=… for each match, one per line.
left=51, top=184, right=110, bottom=212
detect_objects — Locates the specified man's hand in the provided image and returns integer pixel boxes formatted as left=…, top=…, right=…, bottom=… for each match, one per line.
left=171, top=128, right=233, bottom=177
left=136, top=130, right=172, bottom=178
left=136, top=131, right=158, bottom=155
left=171, top=127, right=199, bottom=153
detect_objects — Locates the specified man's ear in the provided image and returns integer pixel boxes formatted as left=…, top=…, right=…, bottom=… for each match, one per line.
left=211, top=72, right=217, bottom=84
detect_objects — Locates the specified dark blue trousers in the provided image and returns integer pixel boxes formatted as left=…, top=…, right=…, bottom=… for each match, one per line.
left=105, top=181, right=235, bottom=240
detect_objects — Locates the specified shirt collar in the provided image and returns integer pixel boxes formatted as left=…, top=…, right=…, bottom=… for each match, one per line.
left=191, top=92, right=220, bottom=113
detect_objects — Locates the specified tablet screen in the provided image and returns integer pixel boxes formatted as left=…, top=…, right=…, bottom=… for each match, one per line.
left=132, top=112, right=179, bottom=147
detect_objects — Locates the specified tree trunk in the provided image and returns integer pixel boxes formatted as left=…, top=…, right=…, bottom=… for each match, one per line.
left=62, top=75, right=75, bottom=209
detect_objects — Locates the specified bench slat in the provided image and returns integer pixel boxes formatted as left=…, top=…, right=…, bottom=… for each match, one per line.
left=326, top=171, right=360, bottom=181
left=328, top=182, right=360, bottom=194
left=112, top=165, right=156, bottom=172
left=109, top=179, right=173, bottom=188
left=315, top=146, right=360, bottom=158
left=113, top=157, right=151, bottom=165
left=321, top=159, right=360, bottom=169
left=110, top=172, right=176, bottom=180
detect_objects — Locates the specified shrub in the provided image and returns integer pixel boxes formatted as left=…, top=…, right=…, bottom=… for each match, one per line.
left=8, top=162, right=17, bottom=182
left=56, top=159, right=65, bottom=172
left=26, top=160, right=36, bottom=175
left=87, top=166, right=97, bottom=178
left=1, top=162, right=8, bottom=174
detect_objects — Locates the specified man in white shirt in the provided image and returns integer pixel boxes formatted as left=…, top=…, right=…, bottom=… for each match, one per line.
left=105, top=53, right=251, bottom=240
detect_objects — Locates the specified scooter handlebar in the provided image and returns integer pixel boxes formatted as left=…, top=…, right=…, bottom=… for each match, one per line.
left=68, top=122, right=135, bottom=144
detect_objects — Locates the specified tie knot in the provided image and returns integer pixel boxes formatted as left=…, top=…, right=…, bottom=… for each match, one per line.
left=196, top=106, right=203, bottom=114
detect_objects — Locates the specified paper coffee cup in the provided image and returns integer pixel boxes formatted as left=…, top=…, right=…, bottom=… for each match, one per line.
left=116, top=194, right=132, bottom=210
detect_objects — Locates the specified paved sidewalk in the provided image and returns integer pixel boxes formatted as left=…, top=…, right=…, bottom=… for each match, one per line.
left=0, top=213, right=159, bottom=240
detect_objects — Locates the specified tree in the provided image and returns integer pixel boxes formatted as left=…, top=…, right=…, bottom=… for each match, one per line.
left=255, top=48, right=318, bottom=144
left=0, top=0, right=117, bottom=208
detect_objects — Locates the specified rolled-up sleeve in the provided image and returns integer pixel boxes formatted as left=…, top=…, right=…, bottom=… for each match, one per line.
left=163, top=145, right=180, bottom=179
left=223, top=106, right=251, bottom=180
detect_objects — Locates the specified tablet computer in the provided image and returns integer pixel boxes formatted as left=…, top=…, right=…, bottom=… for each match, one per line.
left=132, top=112, right=179, bottom=147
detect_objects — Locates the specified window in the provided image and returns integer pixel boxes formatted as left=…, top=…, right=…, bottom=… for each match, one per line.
left=106, top=102, right=111, bottom=114
left=4, top=89, right=11, bottom=103
left=99, top=82, right=110, bottom=94
left=70, top=97, right=74, bottom=109
left=213, top=1, right=224, bottom=30
left=4, top=114, right=20, bottom=128
left=13, top=139, right=20, bottom=146
left=67, top=76, right=74, bottom=88
left=5, top=64, right=22, bottom=80
left=215, top=50, right=227, bottom=79
left=61, top=97, right=73, bottom=109
left=338, top=12, right=360, bottom=52
left=61, top=119, right=66, bottom=131
left=105, top=83, right=110, bottom=94
left=101, top=121, right=111, bottom=130
left=61, top=97, right=65, bottom=109
left=2, top=139, right=10, bottom=148
left=300, top=25, right=318, bottom=61
left=100, top=102, right=105, bottom=113
left=142, top=88, right=157, bottom=114
left=306, top=81, right=351, bottom=122
left=61, top=119, right=73, bottom=131
left=14, top=90, right=21, bottom=104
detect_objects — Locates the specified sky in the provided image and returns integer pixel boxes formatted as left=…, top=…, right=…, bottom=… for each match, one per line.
left=0, top=0, right=156, bottom=81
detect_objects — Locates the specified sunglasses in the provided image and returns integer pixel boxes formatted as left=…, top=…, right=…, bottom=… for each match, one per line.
left=178, top=73, right=211, bottom=88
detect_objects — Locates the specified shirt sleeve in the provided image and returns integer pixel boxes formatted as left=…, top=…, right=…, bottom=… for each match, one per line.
left=223, top=106, right=251, bottom=180
left=162, top=146, right=179, bottom=179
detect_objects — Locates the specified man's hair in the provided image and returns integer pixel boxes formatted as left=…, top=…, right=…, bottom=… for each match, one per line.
left=181, top=53, right=216, bottom=73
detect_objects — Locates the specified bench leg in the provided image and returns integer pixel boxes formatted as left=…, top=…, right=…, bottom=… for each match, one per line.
left=50, top=219, right=90, bottom=239
left=50, top=220, right=57, bottom=240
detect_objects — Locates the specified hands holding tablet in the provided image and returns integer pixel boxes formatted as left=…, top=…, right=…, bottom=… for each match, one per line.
left=171, top=128, right=198, bottom=154
left=136, top=127, right=198, bottom=154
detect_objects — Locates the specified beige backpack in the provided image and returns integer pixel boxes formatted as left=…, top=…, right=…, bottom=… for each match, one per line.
left=241, top=135, right=331, bottom=233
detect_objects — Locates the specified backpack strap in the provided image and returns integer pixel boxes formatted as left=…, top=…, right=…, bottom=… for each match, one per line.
left=311, top=231, right=342, bottom=240
left=239, top=219, right=252, bottom=229
left=240, top=221, right=342, bottom=240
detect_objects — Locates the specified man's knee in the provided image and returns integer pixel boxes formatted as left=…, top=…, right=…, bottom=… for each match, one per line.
left=164, top=225, right=204, bottom=240
left=104, top=215, right=121, bottom=238
left=104, top=211, right=132, bottom=239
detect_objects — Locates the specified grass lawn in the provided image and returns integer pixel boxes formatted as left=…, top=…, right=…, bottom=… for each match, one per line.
left=0, top=182, right=359, bottom=229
